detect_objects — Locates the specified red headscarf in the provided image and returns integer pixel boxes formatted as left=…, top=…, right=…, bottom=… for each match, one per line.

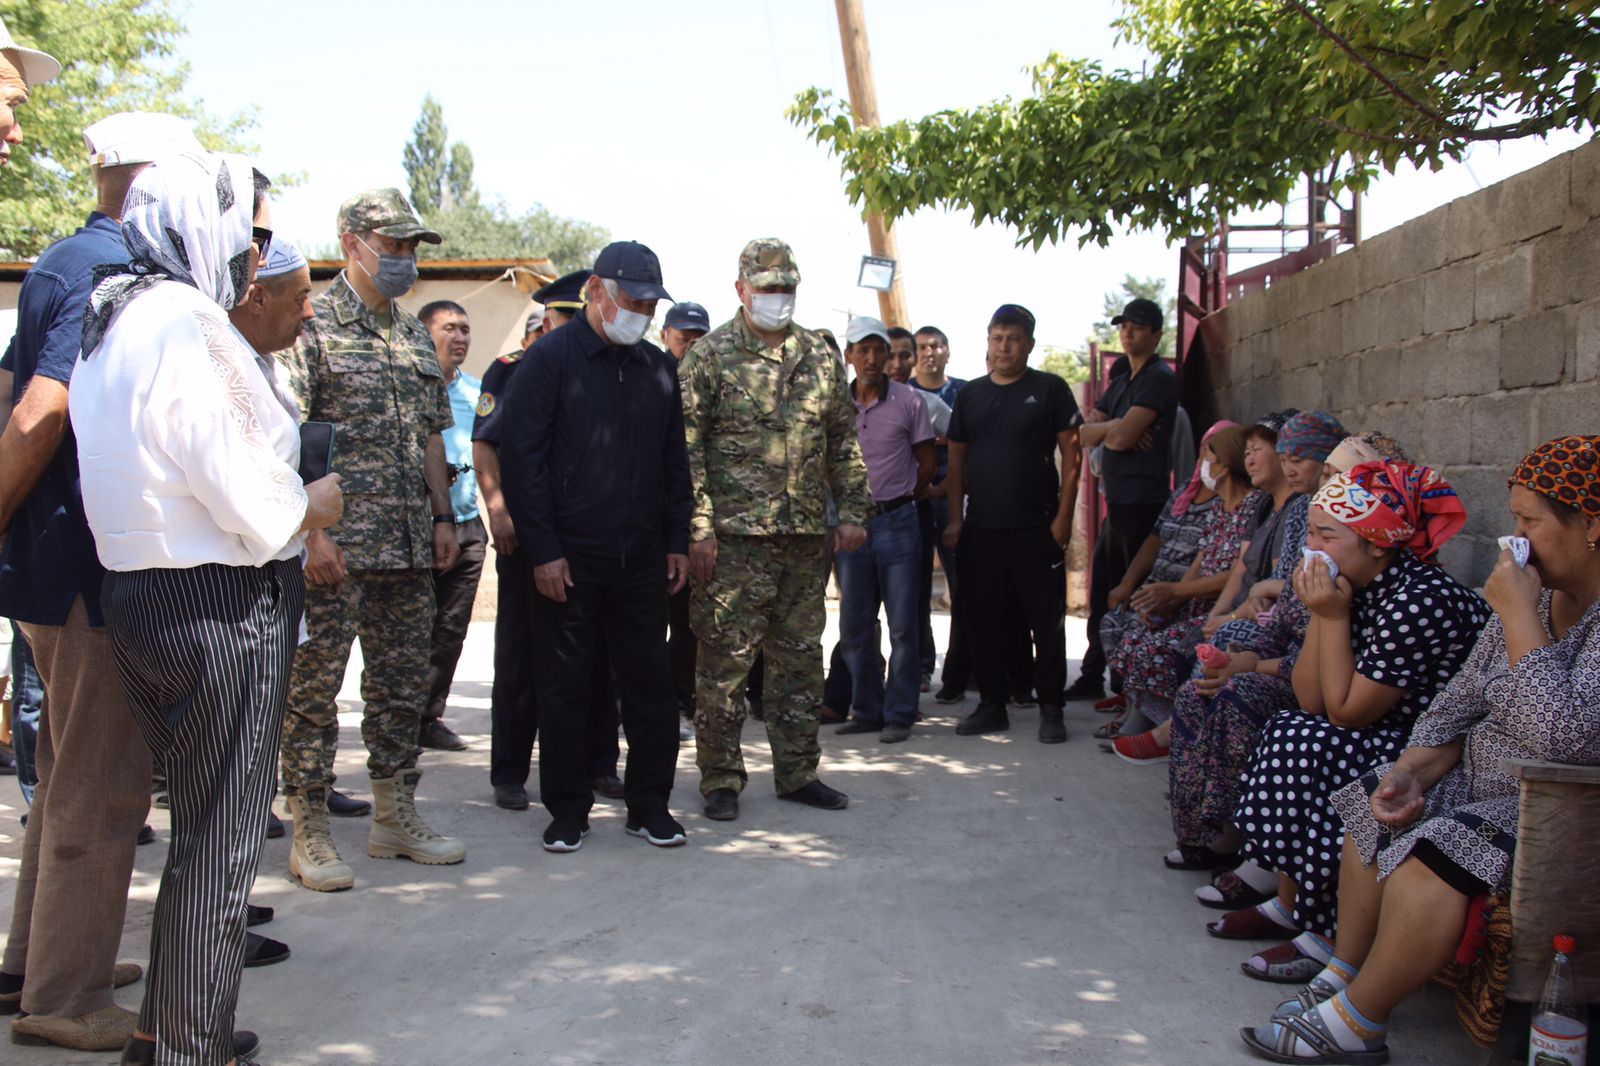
left=1510, top=435, right=1600, bottom=519
left=1311, top=460, right=1467, bottom=562
left=1170, top=419, right=1238, bottom=518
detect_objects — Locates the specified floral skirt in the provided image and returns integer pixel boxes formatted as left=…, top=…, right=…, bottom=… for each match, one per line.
left=1169, top=670, right=1299, bottom=847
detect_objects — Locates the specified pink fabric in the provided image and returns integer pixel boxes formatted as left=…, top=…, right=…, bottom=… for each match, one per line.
left=1170, top=419, right=1239, bottom=518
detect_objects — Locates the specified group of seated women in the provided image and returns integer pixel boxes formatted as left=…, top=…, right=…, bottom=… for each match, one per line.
left=1092, top=417, right=1600, bottom=1064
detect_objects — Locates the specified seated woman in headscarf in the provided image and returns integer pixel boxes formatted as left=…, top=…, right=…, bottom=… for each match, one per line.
left=1095, top=420, right=1236, bottom=730
left=1209, top=461, right=1488, bottom=989
left=1104, top=426, right=1263, bottom=753
left=1238, top=435, right=1600, bottom=1065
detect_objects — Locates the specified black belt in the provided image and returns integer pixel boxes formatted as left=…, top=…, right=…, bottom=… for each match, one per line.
left=873, top=496, right=915, bottom=516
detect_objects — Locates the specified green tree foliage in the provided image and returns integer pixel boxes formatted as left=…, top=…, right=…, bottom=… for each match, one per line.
left=790, top=0, right=1599, bottom=248
left=0, top=0, right=255, bottom=257
left=445, top=142, right=476, bottom=209
left=1036, top=346, right=1091, bottom=384
left=1092, top=274, right=1175, bottom=358
left=403, top=95, right=448, bottom=214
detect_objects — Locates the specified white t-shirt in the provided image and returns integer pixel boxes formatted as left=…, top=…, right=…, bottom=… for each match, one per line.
left=71, top=280, right=309, bottom=570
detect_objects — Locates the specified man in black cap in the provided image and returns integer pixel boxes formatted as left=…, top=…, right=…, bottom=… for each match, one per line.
left=472, top=269, right=622, bottom=810
left=1068, top=297, right=1178, bottom=700
left=500, top=242, right=693, bottom=852
left=661, top=301, right=710, bottom=361
left=659, top=301, right=710, bottom=741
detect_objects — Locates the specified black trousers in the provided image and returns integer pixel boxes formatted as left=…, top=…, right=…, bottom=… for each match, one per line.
left=104, top=560, right=302, bottom=1063
left=668, top=583, right=695, bottom=714
left=488, top=548, right=618, bottom=788
left=956, top=527, right=1066, bottom=706
left=531, top=550, right=677, bottom=821
left=425, top=515, right=487, bottom=723
left=1078, top=500, right=1166, bottom=685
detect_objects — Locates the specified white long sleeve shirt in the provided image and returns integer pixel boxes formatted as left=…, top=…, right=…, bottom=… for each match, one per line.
left=71, top=280, right=309, bottom=570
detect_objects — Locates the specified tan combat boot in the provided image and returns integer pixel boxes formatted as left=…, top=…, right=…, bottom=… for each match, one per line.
left=368, top=768, right=466, bottom=864
left=287, top=788, right=355, bottom=891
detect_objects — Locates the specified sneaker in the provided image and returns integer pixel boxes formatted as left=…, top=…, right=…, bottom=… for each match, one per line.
left=136, top=824, right=156, bottom=846
left=1062, top=675, right=1106, bottom=701
left=834, top=718, right=882, bottom=735
left=242, top=932, right=290, bottom=968
left=1037, top=704, right=1067, bottom=744
left=777, top=779, right=848, bottom=810
left=494, top=784, right=530, bottom=811
left=1112, top=730, right=1171, bottom=764
left=933, top=685, right=966, bottom=704
left=541, top=817, right=591, bottom=853
left=246, top=903, right=274, bottom=927
left=954, top=701, right=1010, bottom=735
left=625, top=812, right=687, bottom=847
left=590, top=773, right=626, bottom=800
left=418, top=719, right=469, bottom=752
left=880, top=722, right=913, bottom=744
left=703, top=788, right=739, bottom=821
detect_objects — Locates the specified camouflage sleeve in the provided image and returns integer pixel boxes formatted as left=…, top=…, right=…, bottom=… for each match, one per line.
left=283, top=320, right=322, bottom=417
left=429, top=372, right=452, bottom=434
left=676, top=340, right=718, bottom=542
left=822, top=349, right=872, bottom=527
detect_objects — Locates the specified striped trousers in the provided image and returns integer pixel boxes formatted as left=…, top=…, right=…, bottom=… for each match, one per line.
left=103, top=560, right=304, bottom=1066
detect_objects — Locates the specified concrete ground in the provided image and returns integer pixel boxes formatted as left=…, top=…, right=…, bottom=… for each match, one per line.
left=0, top=610, right=1487, bottom=1066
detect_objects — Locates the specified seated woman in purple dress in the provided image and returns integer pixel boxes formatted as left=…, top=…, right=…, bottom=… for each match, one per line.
left=1239, top=435, right=1600, bottom=1064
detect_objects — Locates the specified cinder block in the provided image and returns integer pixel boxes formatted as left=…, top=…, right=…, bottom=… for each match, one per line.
left=1421, top=400, right=1473, bottom=465
left=1534, top=218, right=1600, bottom=309
left=1576, top=299, right=1600, bottom=383
left=1308, top=306, right=1343, bottom=363
left=1448, top=154, right=1571, bottom=262
left=1323, top=354, right=1363, bottom=413
left=1360, top=208, right=1446, bottom=291
left=1500, top=310, right=1568, bottom=390
left=1474, top=245, right=1534, bottom=323
left=1399, top=332, right=1449, bottom=398
left=1536, top=378, right=1600, bottom=440
left=1424, top=261, right=1476, bottom=334
left=1306, top=248, right=1359, bottom=307
left=1360, top=346, right=1401, bottom=401
left=1569, top=137, right=1600, bottom=220
left=1341, top=290, right=1381, bottom=353
left=1436, top=533, right=1500, bottom=589
left=1470, top=391, right=1534, bottom=466
left=1378, top=276, right=1426, bottom=347
left=1444, top=321, right=1504, bottom=398
left=1373, top=402, right=1421, bottom=458
left=1440, top=465, right=1512, bottom=537
left=1279, top=366, right=1323, bottom=411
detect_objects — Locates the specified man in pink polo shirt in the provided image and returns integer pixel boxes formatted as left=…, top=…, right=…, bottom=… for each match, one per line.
left=833, top=317, right=937, bottom=744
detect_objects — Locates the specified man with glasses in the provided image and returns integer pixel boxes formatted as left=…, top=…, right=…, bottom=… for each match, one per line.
left=279, top=188, right=466, bottom=892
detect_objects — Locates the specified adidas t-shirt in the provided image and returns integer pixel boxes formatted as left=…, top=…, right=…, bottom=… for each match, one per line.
left=947, top=368, right=1082, bottom=530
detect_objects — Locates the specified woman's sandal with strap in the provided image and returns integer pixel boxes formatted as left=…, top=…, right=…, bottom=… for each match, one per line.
left=1241, top=940, right=1325, bottom=984
left=1206, top=906, right=1299, bottom=941
left=1239, top=1010, right=1389, bottom=1064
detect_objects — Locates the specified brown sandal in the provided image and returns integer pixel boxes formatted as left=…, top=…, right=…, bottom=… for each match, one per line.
left=1206, top=905, right=1300, bottom=941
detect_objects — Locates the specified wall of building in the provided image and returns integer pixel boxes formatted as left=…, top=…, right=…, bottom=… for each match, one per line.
left=1198, top=138, right=1600, bottom=584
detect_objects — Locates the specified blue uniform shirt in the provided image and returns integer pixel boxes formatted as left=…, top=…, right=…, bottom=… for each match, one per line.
left=445, top=370, right=481, bottom=521
left=0, top=213, right=127, bottom=627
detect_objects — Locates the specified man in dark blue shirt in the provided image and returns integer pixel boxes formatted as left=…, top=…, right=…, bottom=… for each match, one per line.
left=0, top=112, right=198, bottom=1050
left=500, top=242, right=693, bottom=853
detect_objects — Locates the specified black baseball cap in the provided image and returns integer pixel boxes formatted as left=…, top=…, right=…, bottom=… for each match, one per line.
left=664, top=302, right=710, bottom=332
left=1112, top=297, right=1163, bottom=331
left=593, top=241, right=672, bottom=301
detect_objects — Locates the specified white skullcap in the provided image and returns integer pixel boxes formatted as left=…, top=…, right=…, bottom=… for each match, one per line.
left=256, top=238, right=307, bottom=280
left=84, top=112, right=205, bottom=168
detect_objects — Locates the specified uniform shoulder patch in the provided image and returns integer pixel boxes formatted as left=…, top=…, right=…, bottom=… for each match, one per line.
left=496, top=351, right=523, bottom=364
left=476, top=393, right=496, bottom=418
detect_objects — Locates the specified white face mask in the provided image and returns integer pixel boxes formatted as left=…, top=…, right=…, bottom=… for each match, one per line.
left=598, top=283, right=651, bottom=346
left=1199, top=459, right=1219, bottom=491
left=747, top=292, right=796, bottom=331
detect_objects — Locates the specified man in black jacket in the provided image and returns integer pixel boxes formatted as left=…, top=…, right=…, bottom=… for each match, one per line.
left=500, top=241, right=693, bottom=853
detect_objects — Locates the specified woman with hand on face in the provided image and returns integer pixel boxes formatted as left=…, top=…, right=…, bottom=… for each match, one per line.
left=1217, top=460, right=1489, bottom=990
left=1239, top=435, right=1600, bottom=1065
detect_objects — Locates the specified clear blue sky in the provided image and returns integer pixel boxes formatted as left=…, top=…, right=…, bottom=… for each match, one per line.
left=177, top=0, right=1585, bottom=380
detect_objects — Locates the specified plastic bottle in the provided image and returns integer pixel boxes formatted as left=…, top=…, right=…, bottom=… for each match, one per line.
left=1530, top=934, right=1589, bottom=1066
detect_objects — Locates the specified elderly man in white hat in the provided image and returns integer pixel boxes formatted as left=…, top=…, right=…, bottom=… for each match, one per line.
left=0, top=14, right=61, bottom=168
left=0, top=113, right=213, bottom=1053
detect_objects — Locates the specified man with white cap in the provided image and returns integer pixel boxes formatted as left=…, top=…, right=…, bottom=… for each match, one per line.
left=0, top=112, right=199, bottom=1051
left=0, top=15, right=61, bottom=169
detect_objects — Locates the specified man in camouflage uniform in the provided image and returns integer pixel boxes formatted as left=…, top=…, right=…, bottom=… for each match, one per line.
left=679, top=238, right=872, bottom=822
left=279, top=188, right=467, bottom=891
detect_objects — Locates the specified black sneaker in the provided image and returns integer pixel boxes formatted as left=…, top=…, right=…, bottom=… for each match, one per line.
left=933, top=685, right=966, bottom=704
left=541, top=817, right=591, bottom=853
left=246, top=903, right=274, bottom=927
left=418, top=719, right=469, bottom=752
left=777, top=780, right=848, bottom=810
left=955, top=702, right=1010, bottom=735
left=880, top=722, right=913, bottom=744
left=590, top=773, right=626, bottom=800
left=243, top=932, right=290, bottom=968
left=703, top=788, right=739, bottom=821
left=1037, top=704, right=1067, bottom=744
left=136, top=824, right=156, bottom=846
left=625, top=812, right=687, bottom=847
left=494, top=784, right=531, bottom=810
left=834, top=718, right=882, bottom=735
left=327, top=788, right=371, bottom=817
left=1062, top=675, right=1106, bottom=701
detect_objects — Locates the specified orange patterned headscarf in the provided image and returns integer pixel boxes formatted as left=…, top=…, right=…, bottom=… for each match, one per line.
left=1312, top=460, right=1467, bottom=561
left=1510, top=435, right=1600, bottom=519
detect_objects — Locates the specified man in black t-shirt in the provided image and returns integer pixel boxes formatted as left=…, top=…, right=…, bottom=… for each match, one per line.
left=1069, top=298, right=1179, bottom=700
left=943, top=305, right=1082, bottom=742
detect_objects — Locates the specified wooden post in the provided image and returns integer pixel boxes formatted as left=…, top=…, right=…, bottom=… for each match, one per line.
left=834, top=0, right=910, bottom=328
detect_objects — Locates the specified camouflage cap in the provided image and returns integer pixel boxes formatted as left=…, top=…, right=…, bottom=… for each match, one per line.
left=738, top=238, right=801, bottom=288
left=337, top=188, right=443, bottom=245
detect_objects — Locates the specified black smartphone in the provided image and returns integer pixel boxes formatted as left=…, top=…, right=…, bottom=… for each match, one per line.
left=299, top=421, right=337, bottom=483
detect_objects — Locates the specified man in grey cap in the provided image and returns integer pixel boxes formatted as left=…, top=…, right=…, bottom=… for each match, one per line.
left=278, top=188, right=467, bottom=891
left=0, top=15, right=60, bottom=169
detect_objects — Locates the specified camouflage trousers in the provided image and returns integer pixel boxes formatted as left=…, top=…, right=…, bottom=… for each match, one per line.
left=281, top=568, right=434, bottom=793
left=691, top=534, right=827, bottom=796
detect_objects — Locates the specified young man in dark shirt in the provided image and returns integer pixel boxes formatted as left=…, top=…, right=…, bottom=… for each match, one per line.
left=943, top=305, right=1082, bottom=742
left=1069, top=297, right=1179, bottom=700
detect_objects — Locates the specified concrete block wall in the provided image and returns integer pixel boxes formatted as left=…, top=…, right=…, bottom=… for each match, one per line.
left=1202, top=139, right=1600, bottom=585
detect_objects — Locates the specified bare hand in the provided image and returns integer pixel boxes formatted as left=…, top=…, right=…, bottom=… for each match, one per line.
left=1296, top=556, right=1354, bottom=619
left=535, top=557, right=574, bottom=602
left=942, top=518, right=963, bottom=551
left=925, top=479, right=948, bottom=499
left=666, top=553, right=689, bottom=595
left=486, top=505, right=518, bottom=555
left=1131, top=582, right=1179, bottom=615
left=300, top=474, right=344, bottom=531
left=835, top=523, right=867, bottom=553
left=433, top=523, right=461, bottom=571
left=1108, top=582, right=1133, bottom=612
left=1483, top=548, right=1544, bottom=619
left=304, top=529, right=347, bottom=587
left=1194, top=651, right=1258, bottom=697
left=689, top=538, right=718, bottom=585
left=1134, top=429, right=1155, bottom=452
left=1049, top=513, right=1073, bottom=549
left=1371, top=768, right=1426, bottom=827
left=1201, top=612, right=1228, bottom=638
left=1084, top=409, right=1108, bottom=424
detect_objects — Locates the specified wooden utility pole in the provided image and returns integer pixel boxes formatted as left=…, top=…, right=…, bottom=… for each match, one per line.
left=834, top=0, right=910, bottom=328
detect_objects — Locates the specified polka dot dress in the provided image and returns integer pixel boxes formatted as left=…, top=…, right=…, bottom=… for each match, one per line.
left=1235, top=549, right=1489, bottom=938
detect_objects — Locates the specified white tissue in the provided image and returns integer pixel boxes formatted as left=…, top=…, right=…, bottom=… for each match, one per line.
left=1497, top=535, right=1530, bottom=568
left=1302, top=547, right=1340, bottom=582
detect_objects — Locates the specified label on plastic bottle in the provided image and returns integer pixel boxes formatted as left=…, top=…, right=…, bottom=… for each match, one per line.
left=1529, top=1012, right=1588, bottom=1066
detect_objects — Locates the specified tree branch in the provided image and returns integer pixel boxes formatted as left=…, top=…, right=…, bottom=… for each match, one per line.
left=1282, top=0, right=1459, bottom=130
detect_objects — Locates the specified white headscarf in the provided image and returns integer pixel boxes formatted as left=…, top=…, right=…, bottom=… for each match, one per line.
left=82, top=151, right=261, bottom=356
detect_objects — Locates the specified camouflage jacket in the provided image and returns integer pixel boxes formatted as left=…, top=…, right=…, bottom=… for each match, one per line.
left=678, top=312, right=870, bottom=540
left=282, top=274, right=451, bottom=570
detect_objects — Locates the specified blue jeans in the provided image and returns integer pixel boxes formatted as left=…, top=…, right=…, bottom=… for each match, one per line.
left=9, top=622, right=42, bottom=805
left=836, top=503, right=922, bottom=726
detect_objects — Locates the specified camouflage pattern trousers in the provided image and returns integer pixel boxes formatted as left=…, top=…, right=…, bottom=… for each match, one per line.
left=281, top=568, right=434, bottom=793
left=691, top=534, right=827, bottom=796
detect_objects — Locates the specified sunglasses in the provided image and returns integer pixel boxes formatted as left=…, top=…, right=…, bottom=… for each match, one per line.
left=251, top=226, right=273, bottom=258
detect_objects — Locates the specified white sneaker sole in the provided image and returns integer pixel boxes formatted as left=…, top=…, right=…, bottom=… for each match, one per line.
left=542, top=827, right=590, bottom=853
left=625, top=825, right=687, bottom=847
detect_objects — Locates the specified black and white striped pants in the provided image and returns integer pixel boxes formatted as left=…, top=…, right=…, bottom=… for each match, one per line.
left=103, top=559, right=304, bottom=1066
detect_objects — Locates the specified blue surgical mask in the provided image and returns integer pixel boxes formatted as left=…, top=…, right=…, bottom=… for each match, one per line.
left=356, top=236, right=419, bottom=299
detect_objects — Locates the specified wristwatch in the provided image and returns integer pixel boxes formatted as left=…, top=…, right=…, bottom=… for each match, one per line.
left=432, top=514, right=454, bottom=525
